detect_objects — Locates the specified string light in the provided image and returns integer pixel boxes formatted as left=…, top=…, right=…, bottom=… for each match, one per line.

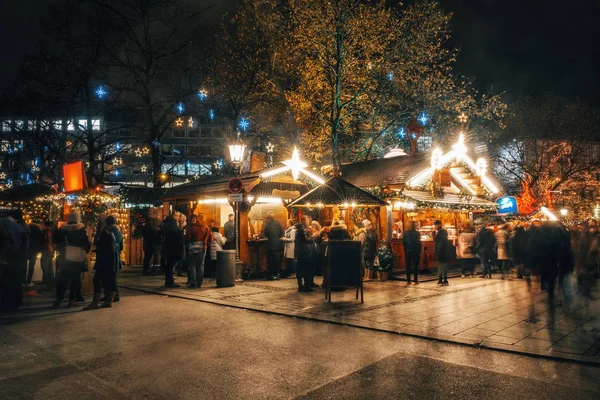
left=266, top=142, right=274, bottom=153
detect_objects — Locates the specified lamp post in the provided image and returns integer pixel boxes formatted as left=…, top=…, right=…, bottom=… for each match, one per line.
left=228, top=131, right=246, bottom=282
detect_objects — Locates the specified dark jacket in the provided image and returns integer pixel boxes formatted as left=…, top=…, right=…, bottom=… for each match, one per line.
left=0, top=217, right=29, bottom=263
left=294, top=224, right=311, bottom=259
left=476, top=227, right=496, bottom=257
left=262, top=218, right=283, bottom=251
left=55, top=222, right=91, bottom=270
left=329, top=224, right=350, bottom=240
left=434, top=228, right=450, bottom=262
left=95, top=224, right=123, bottom=272
left=224, top=220, right=235, bottom=242
left=402, top=229, right=422, bottom=254
left=161, top=216, right=184, bottom=260
left=364, top=227, right=377, bottom=262
left=510, top=227, right=527, bottom=262
left=28, top=223, right=45, bottom=254
left=142, top=222, right=161, bottom=250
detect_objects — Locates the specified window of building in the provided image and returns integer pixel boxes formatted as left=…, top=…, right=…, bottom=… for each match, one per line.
left=162, top=163, right=185, bottom=175
left=187, top=145, right=200, bottom=155
left=15, top=120, right=24, bottom=130
left=1, top=120, right=11, bottom=132
left=188, top=127, right=200, bottom=138
left=200, top=146, right=212, bottom=157
left=54, top=120, right=62, bottom=130
left=1, top=140, right=10, bottom=152
left=172, top=128, right=186, bottom=138
left=200, top=127, right=212, bottom=138
left=27, top=120, right=36, bottom=131
left=67, top=120, right=75, bottom=131
left=40, top=120, right=50, bottom=131
left=78, top=119, right=88, bottom=130
left=172, top=145, right=186, bottom=155
left=92, top=119, right=101, bottom=131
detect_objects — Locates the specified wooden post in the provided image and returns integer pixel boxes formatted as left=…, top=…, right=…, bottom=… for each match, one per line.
left=239, top=210, right=250, bottom=267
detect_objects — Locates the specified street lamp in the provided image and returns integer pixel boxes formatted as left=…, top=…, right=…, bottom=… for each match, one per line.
left=227, top=131, right=246, bottom=282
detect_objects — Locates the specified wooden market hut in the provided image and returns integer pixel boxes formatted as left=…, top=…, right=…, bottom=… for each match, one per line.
left=338, top=134, right=501, bottom=275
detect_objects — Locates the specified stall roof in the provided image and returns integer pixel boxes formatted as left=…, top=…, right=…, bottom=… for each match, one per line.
left=0, top=183, right=54, bottom=201
left=338, top=154, right=426, bottom=188
left=288, top=176, right=387, bottom=207
left=402, top=189, right=498, bottom=210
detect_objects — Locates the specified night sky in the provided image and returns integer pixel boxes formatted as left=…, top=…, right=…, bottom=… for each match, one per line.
left=1, top=0, right=598, bottom=106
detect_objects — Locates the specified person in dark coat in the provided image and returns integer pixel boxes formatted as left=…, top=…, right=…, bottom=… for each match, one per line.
left=160, top=213, right=184, bottom=288
left=142, top=218, right=161, bottom=275
left=294, top=223, right=314, bottom=292
left=434, top=220, right=449, bottom=286
left=223, top=214, right=235, bottom=250
left=0, top=211, right=29, bottom=311
left=403, top=221, right=422, bottom=284
left=25, top=222, right=44, bottom=286
left=262, top=213, right=283, bottom=280
left=40, top=221, right=55, bottom=284
left=53, top=212, right=90, bottom=308
left=329, top=219, right=350, bottom=240
left=84, top=216, right=123, bottom=309
left=510, top=222, right=528, bottom=279
left=476, top=224, right=496, bottom=278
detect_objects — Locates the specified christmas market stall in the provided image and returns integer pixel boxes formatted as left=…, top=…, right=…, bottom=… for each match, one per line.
left=0, top=183, right=55, bottom=222
left=161, top=148, right=324, bottom=277
left=338, top=134, right=501, bottom=276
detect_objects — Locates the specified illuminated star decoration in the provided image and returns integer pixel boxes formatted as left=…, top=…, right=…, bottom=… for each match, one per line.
left=0, top=172, right=6, bottom=179
left=209, top=109, right=215, bottom=120
left=96, top=154, right=102, bottom=161
left=114, top=169, right=120, bottom=176
left=66, top=140, right=72, bottom=147
left=95, top=86, right=107, bottom=99
left=398, top=127, right=406, bottom=138
left=238, top=117, right=250, bottom=131
left=175, top=118, right=184, bottom=127
left=188, top=117, right=194, bottom=128
left=176, top=102, right=185, bottom=115
left=458, top=112, right=468, bottom=123
left=141, top=164, right=147, bottom=173
left=197, top=89, right=207, bottom=101
left=387, top=72, right=394, bottom=81
left=113, top=157, right=123, bottom=166
left=142, top=146, right=150, bottom=155
left=135, top=148, right=143, bottom=157
left=266, top=142, right=275, bottom=153
left=152, top=139, right=160, bottom=148
left=213, top=159, right=224, bottom=170
left=260, top=147, right=325, bottom=184
left=6, top=179, right=12, bottom=188
left=116, top=142, right=121, bottom=151
left=193, top=174, right=200, bottom=180
left=418, top=112, right=429, bottom=125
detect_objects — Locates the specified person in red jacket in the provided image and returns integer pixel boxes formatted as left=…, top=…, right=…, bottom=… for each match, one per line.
left=186, top=214, right=213, bottom=288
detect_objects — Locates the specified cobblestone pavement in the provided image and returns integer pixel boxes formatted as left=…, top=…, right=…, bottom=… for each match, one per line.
left=119, top=267, right=600, bottom=364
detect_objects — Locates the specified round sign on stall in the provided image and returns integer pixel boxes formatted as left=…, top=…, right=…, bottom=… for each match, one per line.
left=228, top=177, right=243, bottom=193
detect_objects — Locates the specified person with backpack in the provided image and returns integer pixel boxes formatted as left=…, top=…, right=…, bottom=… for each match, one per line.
left=403, top=221, right=422, bottom=284
left=84, top=216, right=123, bottom=310
left=53, top=212, right=90, bottom=309
left=186, top=214, right=212, bottom=289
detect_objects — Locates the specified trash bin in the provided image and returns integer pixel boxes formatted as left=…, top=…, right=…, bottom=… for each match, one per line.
left=216, top=250, right=236, bottom=287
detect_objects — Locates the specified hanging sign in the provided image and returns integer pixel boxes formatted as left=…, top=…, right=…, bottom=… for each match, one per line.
left=228, top=177, right=243, bottom=193
left=63, top=161, right=88, bottom=192
left=497, top=196, right=518, bottom=214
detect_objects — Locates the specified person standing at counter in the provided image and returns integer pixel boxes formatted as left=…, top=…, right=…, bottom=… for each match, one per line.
left=223, top=214, right=235, bottom=250
left=402, top=221, right=421, bottom=285
left=262, top=213, right=283, bottom=281
left=281, top=219, right=296, bottom=278
left=434, top=220, right=450, bottom=286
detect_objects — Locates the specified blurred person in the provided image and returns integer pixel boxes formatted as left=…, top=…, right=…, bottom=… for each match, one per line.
left=495, top=224, right=511, bottom=279
left=510, top=222, right=528, bottom=279
left=208, top=226, right=226, bottom=279
left=223, top=214, right=235, bottom=250
left=0, top=210, right=29, bottom=310
left=262, top=213, right=283, bottom=280
left=476, top=223, right=496, bottom=278
left=294, top=223, right=314, bottom=292
left=457, top=223, right=477, bottom=277
left=186, top=214, right=212, bottom=288
left=40, top=221, right=55, bottom=284
left=434, top=220, right=450, bottom=286
left=26, top=222, right=44, bottom=286
left=353, top=221, right=370, bottom=280
left=53, top=212, right=90, bottom=308
left=329, top=219, right=350, bottom=240
left=84, top=215, right=123, bottom=309
left=142, top=217, right=161, bottom=275
left=402, top=221, right=421, bottom=284
left=160, top=212, right=184, bottom=288
left=281, top=219, right=296, bottom=279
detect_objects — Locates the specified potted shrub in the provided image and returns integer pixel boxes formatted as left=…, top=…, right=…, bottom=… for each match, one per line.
left=375, top=245, right=396, bottom=281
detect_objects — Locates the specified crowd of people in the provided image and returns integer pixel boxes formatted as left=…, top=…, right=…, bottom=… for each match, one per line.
left=0, top=210, right=124, bottom=311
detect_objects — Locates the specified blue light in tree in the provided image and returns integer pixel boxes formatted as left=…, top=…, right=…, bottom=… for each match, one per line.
left=209, top=109, right=215, bottom=120
left=95, top=86, right=107, bottom=99
left=411, top=133, right=417, bottom=139
left=152, top=138, right=160, bottom=148
left=7, top=148, right=14, bottom=155
left=418, top=112, right=429, bottom=125
left=176, top=102, right=185, bottom=115
left=239, top=117, right=250, bottom=131
left=34, top=158, right=39, bottom=166
left=197, top=89, right=207, bottom=101
left=398, top=127, right=406, bottom=138
left=172, top=149, right=181, bottom=155
left=116, top=142, right=121, bottom=151
left=114, top=169, right=120, bottom=176
left=387, top=72, right=394, bottom=81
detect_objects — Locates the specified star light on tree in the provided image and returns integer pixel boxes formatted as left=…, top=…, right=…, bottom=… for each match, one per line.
left=114, top=169, right=120, bottom=176
left=113, top=157, right=123, bottom=166
left=95, top=86, right=107, bottom=99
left=266, top=142, right=275, bottom=153
left=458, top=112, right=468, bottom=123
left=96, top=154, right=102, bottom=161
left=66, top=140, right=72, bottom=147
left=0, top=172, right=5, bottom=179
left=141, top=164, right=148, bottom=173
left=176, top=102, right=185, bottom=115
left=135, top=148, right=143, bottom=157
left=209, top=109, right=215, bottom=120
left=6, top=179, right=12, bottom=188
left=197, top=89, right=207, bottom=101
left=398, top=127, right=406, bottom=138
left=142, top=146, right=150, bottom=155
left=175, top=118, right=184, bottom=127
left=238, top=117, right=250, bottom=131
left=188, top=117, right=194, bottom=128
left=387, top=72, right=394, bottom=80
left=260, top=147, right=325, bottom=184
left=193, top=174, right=200, bottom=180
left=418, top=112, right=429, bottom=125
left=152, top=138, right=160, bottom=148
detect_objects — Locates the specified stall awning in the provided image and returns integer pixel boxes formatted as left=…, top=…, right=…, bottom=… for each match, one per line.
left=288, top=176, right=387, bottom=207
left=402, top=189, right=499, bottom=211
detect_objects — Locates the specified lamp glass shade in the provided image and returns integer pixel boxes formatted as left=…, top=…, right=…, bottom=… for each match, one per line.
left=228, top=144, right=246, bottom=164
